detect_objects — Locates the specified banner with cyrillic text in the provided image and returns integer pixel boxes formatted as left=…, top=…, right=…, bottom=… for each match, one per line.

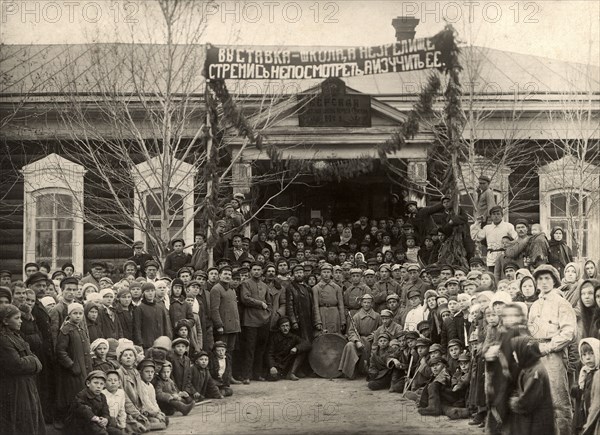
left=204, top=37, right=448, bottom=80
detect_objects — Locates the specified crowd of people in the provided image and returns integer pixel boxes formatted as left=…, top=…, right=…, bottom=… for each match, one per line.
left=1, top=183, right=599, bottom=435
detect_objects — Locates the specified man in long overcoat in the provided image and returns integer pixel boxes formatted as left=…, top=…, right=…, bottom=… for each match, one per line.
left=286, top=265, right=315, bottom=342
left=312, top=263, right=345, bottom=334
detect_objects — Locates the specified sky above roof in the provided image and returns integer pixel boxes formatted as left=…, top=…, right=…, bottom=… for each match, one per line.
left=1, top=0, right=598, bottom=66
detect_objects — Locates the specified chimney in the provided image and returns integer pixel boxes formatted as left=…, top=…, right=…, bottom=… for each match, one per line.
left=392, top=16, right=420, bottom=41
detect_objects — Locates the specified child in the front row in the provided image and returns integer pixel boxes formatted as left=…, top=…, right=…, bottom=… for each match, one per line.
left=209, top=341, right=234, bottom=397
left=102, top=370, right=128, bottom=434
left=191, top=351, right=224, bottom=401
left=168, top=338, right=201, bottom=402
left=64, top=370, right=122, bottom=435
left=137, top=359, right=169, bottom=427
left=154, top=360, right=195, bottom=416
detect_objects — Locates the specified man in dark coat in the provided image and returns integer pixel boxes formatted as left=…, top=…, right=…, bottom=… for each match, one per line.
left=286, top=265, right=315, bottom=342
left=266, top=317, right=311, bottom=381
left=405, top=199, right=444, bottom=244
left=239, top=262, right=271, bottom=383
left=163, top=239, right=192, bottom=279
left=440, top=196, right=475, bottom=260
left=133, top=283, right=172, bottom=349
left=209, top=267, right=241, bottom=355
left=226, top=234, right=254, bottom=264
left=49, top=277, right=79, bottom=345
left=128, top=240, right=156, bottom=278
left=27, top=271, right=56, bottom=424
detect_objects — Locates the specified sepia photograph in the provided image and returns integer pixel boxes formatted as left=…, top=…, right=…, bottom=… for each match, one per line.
left=0, top=1, right=599, bottom=434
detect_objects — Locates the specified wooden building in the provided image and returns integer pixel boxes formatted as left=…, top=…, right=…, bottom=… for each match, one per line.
left=1, top=18, right=599, bottom=278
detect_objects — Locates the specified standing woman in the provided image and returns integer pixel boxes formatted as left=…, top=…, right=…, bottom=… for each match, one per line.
left=547, top=227, right=573, bottom=278
left=0, top=304, right=46, bottom=435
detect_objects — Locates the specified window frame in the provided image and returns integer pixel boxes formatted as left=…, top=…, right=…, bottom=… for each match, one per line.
left=22, top=154, right=85, bottom=274
left=132, top=157, right=196, bottom=253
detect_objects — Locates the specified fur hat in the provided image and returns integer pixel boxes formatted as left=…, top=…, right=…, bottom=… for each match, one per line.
left=152, top=336, right=172, bottom=351
left=116, top=339, right=137, bottom=361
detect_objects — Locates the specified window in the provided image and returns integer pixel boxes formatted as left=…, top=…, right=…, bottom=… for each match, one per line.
left=145, top=192, right=185, bottom=253
left=35, top=193, right=74, bottom=268
left=539, top=156, right=600, bottom=260
left=132, top=156, right=196, bottom=252
left=22, top=154, right=85, bottom=274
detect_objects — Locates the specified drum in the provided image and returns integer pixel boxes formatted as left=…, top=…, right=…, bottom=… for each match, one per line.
left=309, top=333, right=347, bottom=379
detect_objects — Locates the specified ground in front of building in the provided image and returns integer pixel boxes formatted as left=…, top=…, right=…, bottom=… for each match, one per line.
left=145, top=378, right=482, bottom=434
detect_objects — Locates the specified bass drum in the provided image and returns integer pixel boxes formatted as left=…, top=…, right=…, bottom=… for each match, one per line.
left=309, top=333, right=347, bottom=379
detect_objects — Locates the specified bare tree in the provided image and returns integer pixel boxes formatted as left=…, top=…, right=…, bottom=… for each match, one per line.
left=43, top=0, right=308, bottom=264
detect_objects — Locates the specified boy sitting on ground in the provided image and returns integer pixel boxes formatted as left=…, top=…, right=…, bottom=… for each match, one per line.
left=154, top=360, right=195, bottom=416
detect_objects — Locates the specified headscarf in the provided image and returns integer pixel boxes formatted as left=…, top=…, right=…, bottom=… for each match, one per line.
left=578, top=337, right=600, bottom=389
left=577, top=279, right=600, bottom=339
left=515, top=268, right=533, bottom=280
left=67, top=302, right=84, bottom=315
left=519, top=276, right=539, bottom=304
left=510, top=336, right=542, bottom=369
left=339, top=227, right=353, bottom=245
left=561, top=262, right=583, bottom=307
left=562, top=262, right=581, bottom=284
left=90, top=338, right=109, bottom=353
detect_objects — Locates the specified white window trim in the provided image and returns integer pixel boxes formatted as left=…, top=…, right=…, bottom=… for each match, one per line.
left=539, top=156, right=600, bottom=260
left=132, top=156, right=197, bottom=254
left=22, top=153, right=86, bottom=274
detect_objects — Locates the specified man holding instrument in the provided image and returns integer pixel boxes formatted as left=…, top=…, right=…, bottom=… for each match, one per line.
left=338, top=294, right=381, bottom=379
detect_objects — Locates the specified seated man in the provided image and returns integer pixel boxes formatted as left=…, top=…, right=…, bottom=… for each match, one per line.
left=267, top=317, right=311, bottom=381
left=338, top=294, right=381, bottom=379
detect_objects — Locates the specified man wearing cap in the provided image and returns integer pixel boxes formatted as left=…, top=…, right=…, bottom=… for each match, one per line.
left=210, top=266, right=241, bottom=359
left=401, top=289, right=427, bottom=332
left=286, top=264, right=315, bottom=342
left=339, top=294, right=381, bottom=379
left=312, top=263, right=345, bottom=334
left=128, top=240, right=156, bottom=278
left=144, top=260, right=160, bottom=282
left=527, top=264, right=576, bottom=435
left=343, top=268, right=371, bottom=318
left=239, top=262, right=272, bottom=383
left=164, top=239, right=191, bottom=279
left=476, top=175, right=497, bottom=224
left=227, top=234, right=255, bottom=265
left=49, top=276, right=82, bottom=344
left=470, top=205, right=518, bottom=271
left=266, top=317, right=311, bottom=381
left=0, top=270, right=12, bottom=286
left=370, top=309, right=403, bottom=348
left=440, top=196, right=475, bottom=260
left=372, top=264, right=402, bottom=312
left=404, top=199, right=444, bottom=245
left=399, top=264, right=429, bottom=308
left=80, top=261, right=106, bottom=287
left=265, top=263, right=286, bottom=331
left=224, top=202, right=244, bottom=239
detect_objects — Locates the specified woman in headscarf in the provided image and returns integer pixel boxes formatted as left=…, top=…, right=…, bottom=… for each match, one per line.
left=576, top=280, right=600, bottom=340
left=584, top=259, right=599, bottom=280
left=338, top=226, right=354, bottom=250
left=519, top=276, right=539, bottom=313
left=548, top=227, right=573, bottom=278
left=592, top=284, right=600, bottom=341
left=574, top=337, right=600, bottom=434
left=0, top=304, right=46, bottom=435
left=560, top=262, right=583, bottom=307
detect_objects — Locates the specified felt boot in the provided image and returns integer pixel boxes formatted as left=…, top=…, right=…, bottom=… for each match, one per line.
left=418, top=382, right=442, bottom=416
left=171, top=399, right=194, bottom=416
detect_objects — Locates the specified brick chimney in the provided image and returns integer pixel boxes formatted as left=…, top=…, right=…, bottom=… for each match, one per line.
left=391, top=16, right=420, bottom=41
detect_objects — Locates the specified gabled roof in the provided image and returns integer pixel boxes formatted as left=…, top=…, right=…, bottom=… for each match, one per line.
left=1, top=43, right=598, bottom=98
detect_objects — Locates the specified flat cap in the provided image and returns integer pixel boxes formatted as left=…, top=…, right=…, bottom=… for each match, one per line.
left=447, top=339, right=463, bottom=348
left=86, top=370, right=107, bottom=382
left=25, top=271, right=48, bottom=287
left=60, top=276, right=79, bottom=288
left=407, top=264, right=420, bottom=272
left=171, top=338, right=190, bottom=348
left=137, top=358, right=156, bottom=371
left=428, top=355, right=448, bottom=366
left=478, top=175, right=491, bottom=183
left=380, top=309, right=393, bottom=317
left=416, top=337, right=432, bottom=347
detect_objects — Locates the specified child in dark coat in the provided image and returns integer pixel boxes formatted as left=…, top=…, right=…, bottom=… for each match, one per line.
left=167, top=338, right=200, bottom=401
left=191, top=351, right=223, bottom=401
left=91, top=338, right=119, bottom=373
left=85, top=301, right=102, bottom=344
left=505, top=336, right=556, bottom=435
left=209, top=341, right=234, bottom=397
left=65, top=370, right=122, bottom=435
left=154, top=360, right=195, bottom=416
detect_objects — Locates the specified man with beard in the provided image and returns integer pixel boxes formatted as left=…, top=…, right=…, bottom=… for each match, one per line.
left=80, top=260, right=107, bottom=287
left=312, top=263, right=346, bottom=334
left=286, top=265, right=315, bottom=342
